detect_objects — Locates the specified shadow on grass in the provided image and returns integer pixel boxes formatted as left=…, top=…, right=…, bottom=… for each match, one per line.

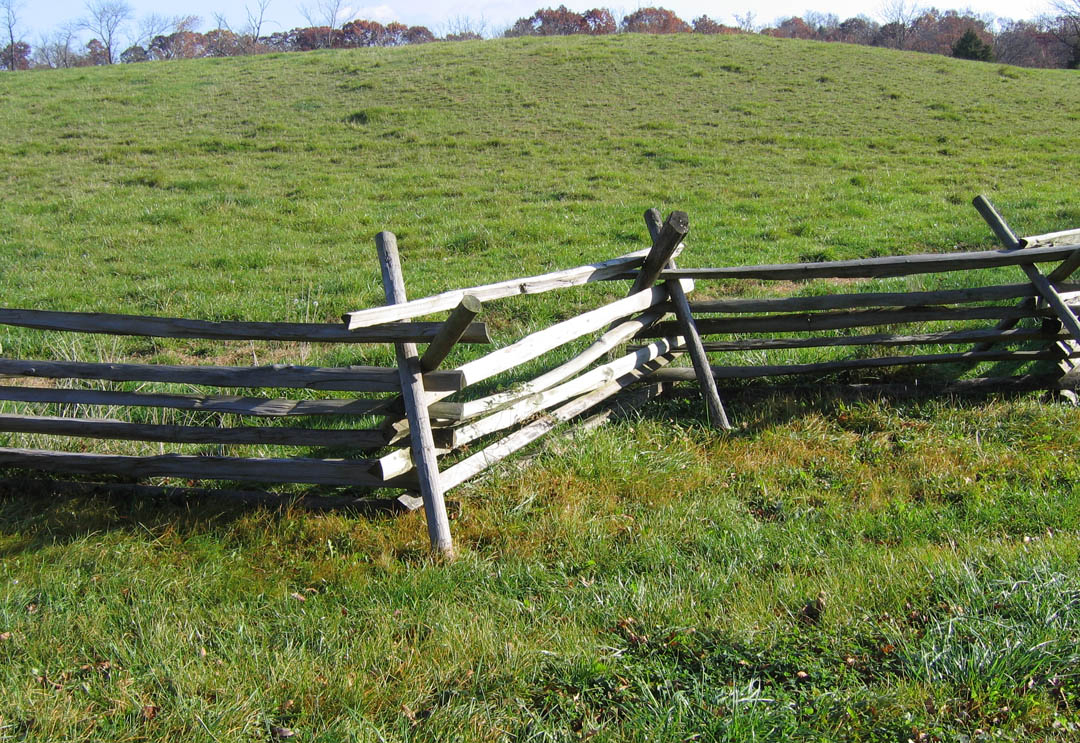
left=0, top=358, right=1071, bottom=557
left=0, top=476, right=410, bottom=558
left=632, top=357, right=1073, bottom=437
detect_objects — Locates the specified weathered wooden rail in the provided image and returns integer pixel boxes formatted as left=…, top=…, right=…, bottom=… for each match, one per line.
left=633, top=197, right=1080, bottom=419
left=3, top=197, right=1078, bottom=556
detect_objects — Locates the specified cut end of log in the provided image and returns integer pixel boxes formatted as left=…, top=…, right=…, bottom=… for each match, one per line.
left=459, top=294, right=483, bottom=314
left=396, top=493, right=424, bottom=511
left=667, top=210, right=690, bottom=235
left=422, top=369, right=467, bottom=392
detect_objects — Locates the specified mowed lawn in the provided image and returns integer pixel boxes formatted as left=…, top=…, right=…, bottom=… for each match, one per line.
left=1, top=34, right=1079, bottom=740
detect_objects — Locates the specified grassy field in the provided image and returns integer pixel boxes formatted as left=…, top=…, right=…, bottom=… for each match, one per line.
left=1, top=33, right=1080, bottom=740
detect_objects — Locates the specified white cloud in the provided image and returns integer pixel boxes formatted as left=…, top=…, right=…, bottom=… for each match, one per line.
left=343, top=5, right=399, bottom=23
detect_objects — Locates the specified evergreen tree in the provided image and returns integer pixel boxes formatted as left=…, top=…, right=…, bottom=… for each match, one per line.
left=952, top=28, right=994, bottom=61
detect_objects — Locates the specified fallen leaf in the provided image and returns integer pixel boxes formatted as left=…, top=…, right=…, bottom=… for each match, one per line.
left=0, top=632, right=12, bottom=641
left=289, top=592, right=306, bottom=602
left=142, top=704, right=159, bottom=720
left=270, top=725, right=296, bottom=739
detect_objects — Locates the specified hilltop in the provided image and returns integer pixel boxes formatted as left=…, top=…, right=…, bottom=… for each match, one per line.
left=1, top=33, right=1077, bottom=322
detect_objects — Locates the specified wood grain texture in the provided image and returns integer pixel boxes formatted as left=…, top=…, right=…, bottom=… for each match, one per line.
left=653, top=244, right=1080, bottom=281
left=0, top=477, right=418, bottom=513
left=438, top=354, right=677, bottom=491
left=628, top=211, right=688, bottom=295
left=0, top=413, right=388, bottom=448
left=0, top=448, right=384, bottom=486
left=972, top=196, right=1080, bottom=351
left=639, top=305, right=1048, bottom=338
left=420, top=295, right=483, bottom=372
left=0, top=358, right=464, bottom=392
left=660, top=327, right=1065, bottom=352
left=643, top=208, right=730, bottom=429
left=344, top=248, right=654, bottom=329
left=0, top=385, right=388, bottom=417
left=376, top=230, right=453, bottom=557
left=1020, top=228, right=1080, bottom=249
left=455, top=282, right=676, bottom=387
left=438, top=338, right=679, bottom=450
left=687, top=283, right=1056, bottom=314
left=0, top=308, right=489, bottom=344
left=428, top=305, right=672, bottom=422
left=650, top=348, right=1067, bottom=381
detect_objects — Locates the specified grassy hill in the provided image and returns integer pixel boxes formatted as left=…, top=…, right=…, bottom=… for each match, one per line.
left=1, top=35, right=1080, bottom=740
left=2, top=34, right=1079, bottom=318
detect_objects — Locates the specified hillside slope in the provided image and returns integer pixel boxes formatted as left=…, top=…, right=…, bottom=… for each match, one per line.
left=1, top=34, right=1077, bottom=320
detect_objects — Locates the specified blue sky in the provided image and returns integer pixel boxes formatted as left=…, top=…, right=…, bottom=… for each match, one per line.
left=17, top=0, right=1054, bottom=45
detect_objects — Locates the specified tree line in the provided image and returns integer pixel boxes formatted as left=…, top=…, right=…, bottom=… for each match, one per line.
left=2, top=0, right=1079, bottom=72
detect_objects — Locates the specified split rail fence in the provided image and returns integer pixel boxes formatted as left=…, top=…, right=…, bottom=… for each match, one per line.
left=636, top=197, right=1080, bottom=401
left=2, top=196, right=1079, bottom=556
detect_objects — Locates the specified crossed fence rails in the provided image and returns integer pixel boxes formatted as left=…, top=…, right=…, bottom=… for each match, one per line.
left=1, top=196, right=1078, bottom=555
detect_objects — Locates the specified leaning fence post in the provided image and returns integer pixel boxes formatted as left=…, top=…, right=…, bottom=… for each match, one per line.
left=970, top=196, right=1080, bottom=353
left=420, top=294, right=483, bottom=373
left=629, top=210, right=689, bottom=294
left=643, top=209, right=732, bottom=430
left=375, top=231, right=454, bottom=557
left=973, top=196, right=1080, bottom=362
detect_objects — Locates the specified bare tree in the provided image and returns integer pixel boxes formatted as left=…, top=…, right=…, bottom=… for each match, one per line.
left=245, top=0, right=272, bottom=42
left=443, top=14, right=488, bottom=40
left=1052, top=0, right=1080, bottom=18
left=79, top=0, right=133, bottom=64
left=299, top=0, right=346, bottom=47
left=212, top=1, right=272, bottom=53
left=734, top=10, right=758, bottom=32
left=2, top=0, right=21, bottom=70
left=804, top=10, right=840, bottom=35
left=878, top=0, right=920, bottom=49
left=136, top=13, right=176, bottom=47
left=33, top=25, right=83, bottom=68
left=300, top=0, right=347, bottom=29
left=1048, top=0, right=1080, bottom=67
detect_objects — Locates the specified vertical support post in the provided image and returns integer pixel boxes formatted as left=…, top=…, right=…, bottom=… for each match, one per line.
left=369, top=293, right=484, bottom=439
left=643, top=209, right=732, bottom=430
left=376, top=231, right=454, bottom=557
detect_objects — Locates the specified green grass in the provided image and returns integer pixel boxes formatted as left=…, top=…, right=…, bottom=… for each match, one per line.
left=1, top=34, right=1080, bottom=740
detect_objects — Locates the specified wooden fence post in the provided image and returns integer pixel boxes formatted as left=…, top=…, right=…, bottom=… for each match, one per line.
left=643, top=209, right=731, bottom=429
left=375, top=231, right=454, bottom=557
left=629, top=210, right=689, bottom=294
left=420, top=295, right=483, bottom=372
